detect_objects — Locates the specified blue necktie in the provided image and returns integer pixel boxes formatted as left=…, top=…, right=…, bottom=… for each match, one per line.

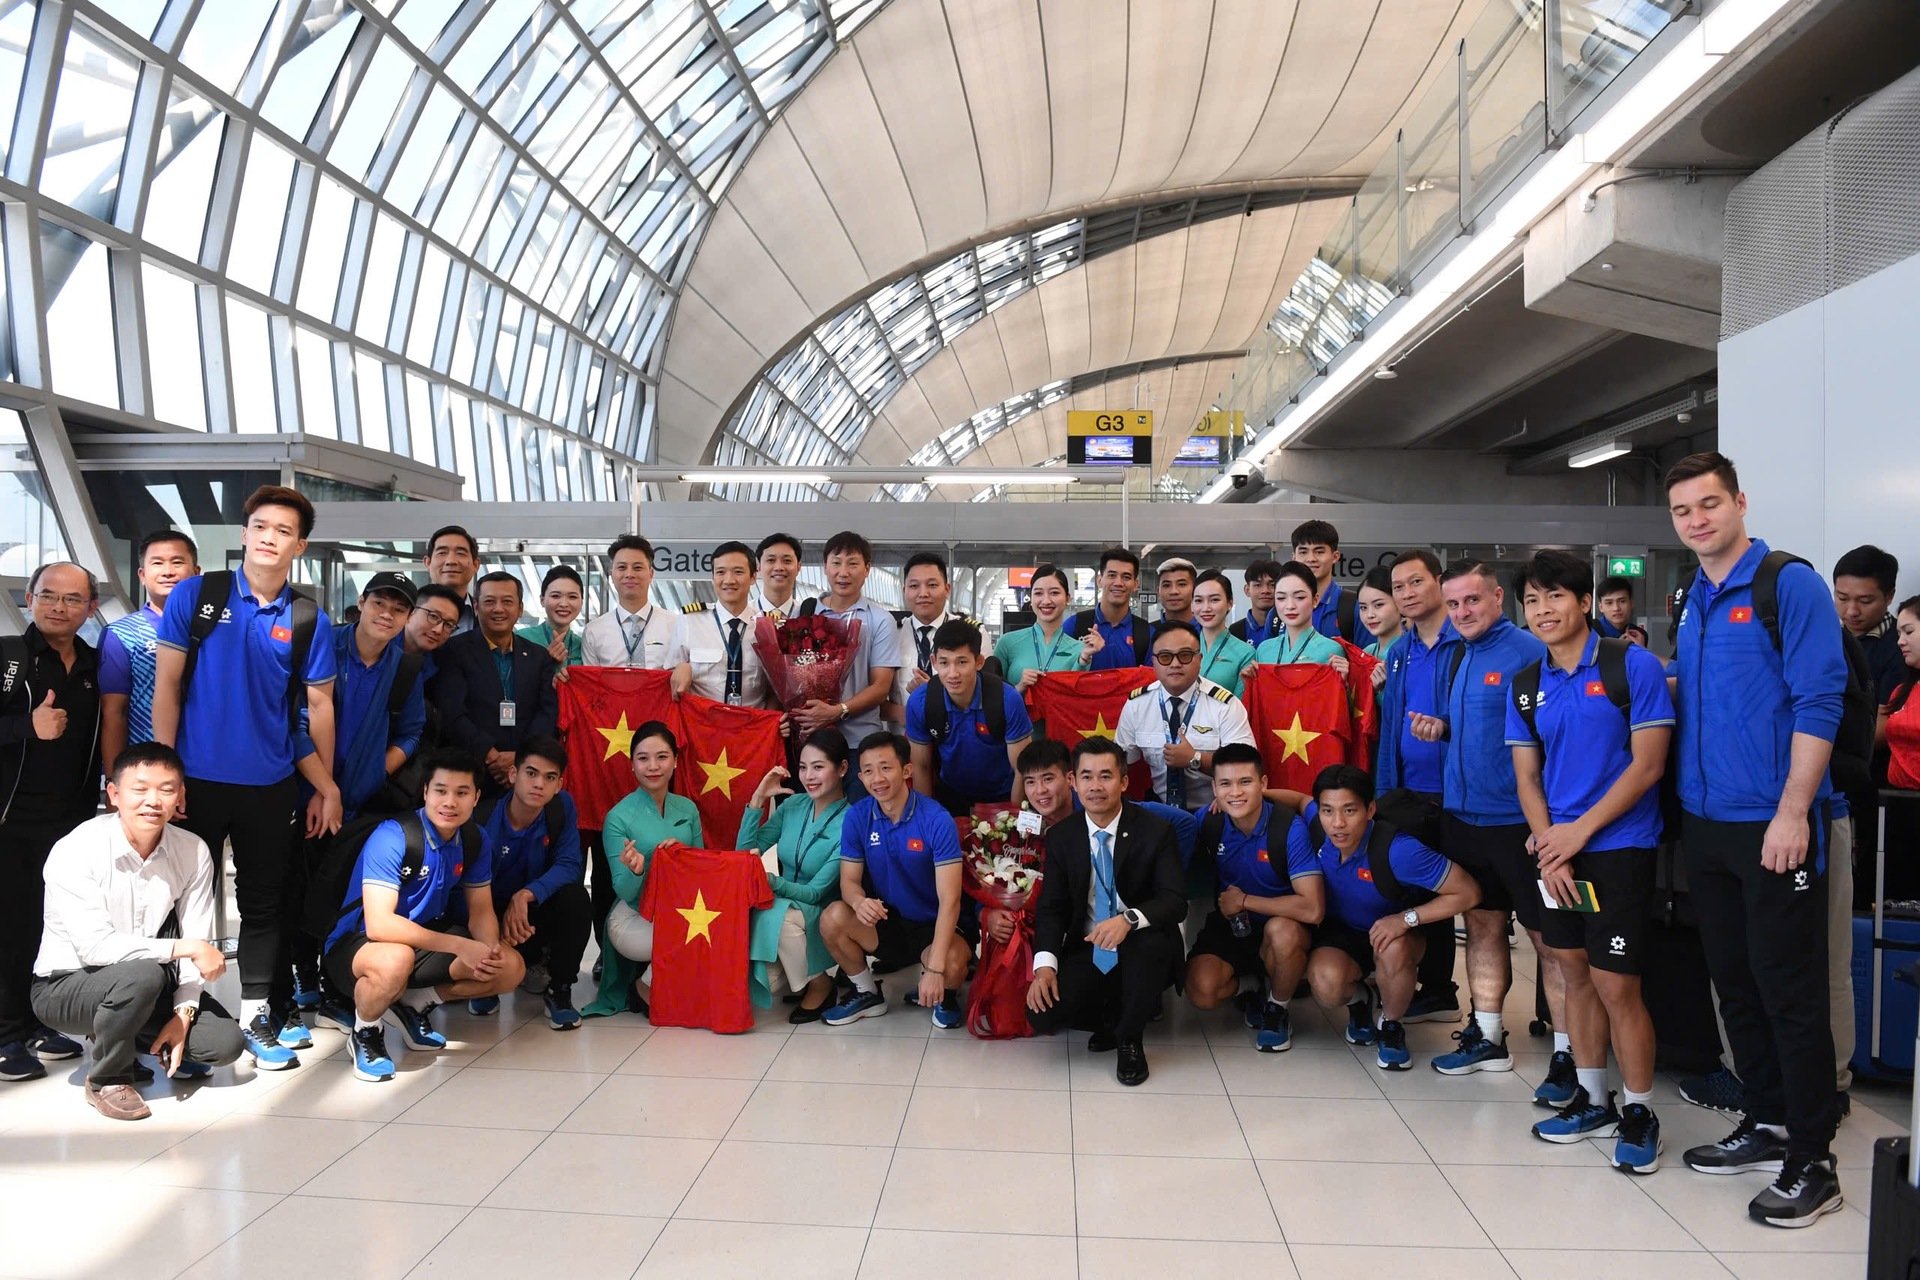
left=1164, top=695, right=1187, bottom=808
left=1092, top=830, right=1118, bottom=974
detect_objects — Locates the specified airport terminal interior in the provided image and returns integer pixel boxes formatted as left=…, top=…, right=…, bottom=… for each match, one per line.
left=3, top=0, right=1920, bottom=1276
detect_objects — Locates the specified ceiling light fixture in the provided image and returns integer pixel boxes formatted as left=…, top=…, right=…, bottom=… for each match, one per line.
left=680, top=470, right=833, bottom=485
left=924, top=472, right=1078, bottom=486
left=1568, top=441, right=1630, bottom=469
left=1373, top=367, right=1399, bottom=380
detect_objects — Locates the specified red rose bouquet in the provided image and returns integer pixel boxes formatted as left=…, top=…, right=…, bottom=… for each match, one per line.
left=959, top=804, right=1045, bottom=1039
left=752, top=613, right=863, bottom=712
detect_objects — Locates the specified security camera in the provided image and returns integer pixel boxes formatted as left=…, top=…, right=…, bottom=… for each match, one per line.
left=1231, top=471, right=1251, bottom=489
left=1676, top=411, right=1693, bottom=424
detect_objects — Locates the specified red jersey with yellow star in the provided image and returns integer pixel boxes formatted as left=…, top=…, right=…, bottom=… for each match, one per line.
left=640, top=844, right=773, bottom=1033
left=1243, top=663, right=1354, bottom=793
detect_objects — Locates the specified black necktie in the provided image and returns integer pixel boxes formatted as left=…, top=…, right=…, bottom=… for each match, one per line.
left=917, top=624, right=933, bottom=673
left=1165, top=695, right=1187, bottom=807
left=725, top=618, right=744, bottom=701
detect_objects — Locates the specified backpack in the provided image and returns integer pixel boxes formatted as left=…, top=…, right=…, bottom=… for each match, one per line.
left=1307, top=814, right=1434, bottom=908
left=183, top=570, right=319, bottom=740
left=1509, top=637, right=1633, bottom=744
left=0, top=634, right=26, bottom=701
left=922, top=671, right=1009, bottom=745
left=475, top=792, right=569, bottom=851
left=301, top=809, right=481, bottom=941
left=1193, top=801, right=1300, bottom=898
left=1673, top=550, right=1878, bottom=794
left=1071, top=608, right=1150, bottom=662
left=1334, top=589, right=1360, bottom=645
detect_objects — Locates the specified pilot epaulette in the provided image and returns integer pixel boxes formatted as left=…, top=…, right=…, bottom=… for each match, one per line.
left=1128, top=683, right=1157, bottom=700
left=1204, top=684, right=1234, bottom=704
left=681, top=602, right=709, bottom=615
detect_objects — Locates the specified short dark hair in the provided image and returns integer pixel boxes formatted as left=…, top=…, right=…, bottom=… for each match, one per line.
left=1097, top=546, right=1140, bottom=575
left=1071, top=735, right=1128, bottom=772
left=631, top=719, right=678, bottom=755
left=1030, top=563, right=1072, bottom=595
left=243, top=484, right=316, bottom=539
left=823, top=530, right=873, bottom=563
left=1243, top=558, right=1283, bottom=585
left=1291, top=519, right=1340, bottom=551
left=711, top=540, right=755, bottom=570
left=1835, top=544, right=1899, bottom=596
left=420, top=749, right=484, bottom=790
left=903, top=552, right=949, bottom=582
left=1663, top=450, right=1740, bottom=497
left=1016, top=738, right=1072, bottom=776
left=27, top=561, right=98, bottom=599
left=608, top=534, right=654, bottom=564
left=1209, top=742, right=1265, bottom=776
left=516, top=734, right=569, bottom=773
left=932, top=618, right=983, bottom=656
left=540, top=565, right=583, bottom=594
left=427, top=525, right=477, bottom=559
left=475, top=570, right=523, bottom=598
left=1596, top=575, right=1634, bottom=601
left=109, top=739, right=185, bottom=784
left=1439, top=558, right=1496, bottom=587
left=1194, top=568, right=1234, bottom=603
left=798, top=728, right=851, bottom=771
left=1359, top=566, right=1394, bottom=596
left=1274, top=559, right=1317, bottom=596
left=756, top=532, right=803, bottom=562
left=857, top=730, right=910, bottom=765
left=415, top=583, right=464, bottom=612
left=1149, top=619, right=1201, bottom=648
left=1897, top=595, right=1920, bottom=626
left=1312, top=763, right=1376, bottom=805
left=138, top=529, right=198, bottom=563
left=1518, top=550, right=1593, bottom=602
left=1391, top=549, right=1442, bottom=578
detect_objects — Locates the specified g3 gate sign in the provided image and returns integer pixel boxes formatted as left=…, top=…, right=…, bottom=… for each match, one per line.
left=1066, top=410, right=1153, bottom=437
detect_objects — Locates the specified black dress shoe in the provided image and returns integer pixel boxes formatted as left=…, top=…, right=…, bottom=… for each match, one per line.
left=1116, top=1040, right=1149, bottom=1086
left=1086, top=1029, right=1117, bottom=1053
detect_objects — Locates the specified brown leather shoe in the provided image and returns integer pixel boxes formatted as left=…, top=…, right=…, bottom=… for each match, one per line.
left=84, top=1081, right=151, bottom=1121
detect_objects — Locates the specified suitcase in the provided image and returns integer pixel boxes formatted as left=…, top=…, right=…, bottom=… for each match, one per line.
left=1860, top=791, right=1920, bottom=1080
left=1641, top=840, right=1724, bottom=1073
left=1869, top=1138, right=1920, bottom=1280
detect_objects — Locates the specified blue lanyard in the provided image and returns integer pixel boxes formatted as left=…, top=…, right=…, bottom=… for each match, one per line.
left=1034, top=624, right=1071, bottom=670
left=1160, top=688, right=1200, bottom=739
left=1273, top=629, right=1317, bottom=665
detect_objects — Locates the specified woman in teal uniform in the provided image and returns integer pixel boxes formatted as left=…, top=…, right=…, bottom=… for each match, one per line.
left=738, top=729, right=851, bottom=1022
left=1192, top=569, right=1256, bottom=696
left=994, top=563, right=1095, bottom=689
left=1254, top=561, right=1351, bottom=673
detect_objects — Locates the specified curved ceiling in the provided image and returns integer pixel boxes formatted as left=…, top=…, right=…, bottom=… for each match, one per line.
left=655, top=0, right=1476, bottom=464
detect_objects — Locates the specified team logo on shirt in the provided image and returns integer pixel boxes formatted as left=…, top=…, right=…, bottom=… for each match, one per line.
left=868, top=830, right=882, bottom=845
left=1256, top=849, right=1270, bottom=863
left=1482, top=672, right=1502, bottom=686
left=1585, top=680, right=1607, bottom=697
left=1515, top=692, right=1534, bottom=710
left=453, top=863, right=463, bottom=878
left=907, top=838, right=925, bottom=852
left=975, top=721, right=990, bottom=737
left=1729, top=607, right=1753, bottom=624
left=1355, top=867, right=1373, bottom=882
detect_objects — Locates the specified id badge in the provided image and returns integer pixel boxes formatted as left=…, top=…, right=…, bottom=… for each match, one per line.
left=498, top=699, right=517, bottom=727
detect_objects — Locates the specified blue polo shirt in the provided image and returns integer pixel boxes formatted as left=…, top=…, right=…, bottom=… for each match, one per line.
left=1380, top=622, right=1458, bottom=794
left=1239, top=608, right=1280, bottom=650
left=1313, top=581, right=1376, bottom=649
left=296, top=626, right=426, bottom=817
left=98, top=603, right=164, bottom=746
left=1065, top=609, right=1150, bottom=671
left=1288, top=803, right=1451, bottom=932
left=1440, top=618, right=1547, bottom=826
left=1505, top=634, right=1674, bottom=851
left=325, top=810, right=491, bottom=950
left=156, top=572, right=336, bottom=785
left=1216, top=801, right=1319, bottom=900
left=475, top=792, right=583, bottom=906
left=840, top=791, right=962, bottom=924
left=905, top=676, right=1033, bottom=802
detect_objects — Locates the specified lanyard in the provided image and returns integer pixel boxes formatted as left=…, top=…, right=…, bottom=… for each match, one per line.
left=1200, top=630, right=1235, bottom=679
left=621, top=607, right=654, bottom=661
left=1160, top=687, right=1200, bottom=741
left=1273, top=629, right=1318, bottom=665
left=1034, top=623, right=1071, bottom=671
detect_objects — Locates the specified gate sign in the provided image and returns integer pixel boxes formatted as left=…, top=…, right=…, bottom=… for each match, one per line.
left=1067, top=410, right=1152, bottom=437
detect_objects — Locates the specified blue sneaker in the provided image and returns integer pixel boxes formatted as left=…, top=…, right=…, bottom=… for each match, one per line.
left=1431, top=1019, right=1512, bottom=1075
left=1235, top=987, right=1266, bottom=1029
left=290, top=967, right=321, bottom=1011
left=242, top=1011, right=298, bottom=1071
left=1678, top=1066, right=1744, bottom=1113
left=1403, top=988, right=1461, bottom=1024
left=1534, top=1050, right=1579, bottom=1108
left=385, top=1002, right=446, bottom=1052
left=822, top=985, right=888, bottom=1026
left=1376, top=1020, right=1411, bottom=1070
left=1533, top=1087, right=1621, bottom=1143
left=1255, top=1002, right=1292, bottom=1053
left=349, top=1024, right=395, bottom=1082
left=930, top=993, right=964, bottom=1030
left=1344, top=998, right=1376, bottom=1046
left=543, top=989, right=581, bottom=1031
left=25, top=1027, right=82, bottom=1060
left=467, top=996, right=500, bottom=1017
left=275, top=1007, right=312, bottom=1050
left=1614, top=1103, right=1661, bottom=1174
left=315, top=994, right=355, bottom=1035
left=0, top=1040, right=47, bottom=1081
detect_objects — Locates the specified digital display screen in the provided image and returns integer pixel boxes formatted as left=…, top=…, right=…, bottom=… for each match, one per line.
left=1082, top=436, right=1136, bottom=464
left=1173, top=436, right=1222, bottom=466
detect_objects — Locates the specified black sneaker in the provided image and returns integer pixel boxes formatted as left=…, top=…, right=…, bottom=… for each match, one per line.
left=1533, top=1049, right=1579, bottom=1108
left=1748, top=1155, right=1843, bottom=1228
left=1403, top=988, right=1461, bottom=1025
left=1684, top=1117, right=1788, bottom=1175
left=1677, top=1066, right=1744, bottom=1113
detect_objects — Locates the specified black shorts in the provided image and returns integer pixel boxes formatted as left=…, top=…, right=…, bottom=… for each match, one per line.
left=1186, top=910, right=1266, bottom=975
left=1311, top=920, right=1376, bottom=976
left=1441, top=815, right=1540, bottom=930
left=324, top=922, right=470, bottom=995
left=870, top=913, right=939, bottom=971
left=1537, top=847, right=1655, bottom=975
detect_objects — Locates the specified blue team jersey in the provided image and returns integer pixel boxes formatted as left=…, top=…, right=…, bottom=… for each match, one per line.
left=99, top=604, right=163, bottom=746
left=1505, top=635, right=1675, bottom=851
left=1441, top=618, right=1547, bottom=826
left=1215, top=801, right=1319, bottom=901
left=840, top=792, right=962, bottom=924
left=905, top=677, right=1033, bottom=801
left=1288, top=802, right=1451, bottom=932
left=325, top=811, right=492, bottom=950
left=1382, top=623, right=1457, bottom=794
left=1312, top=582, right=1376, bottom=649
left=1065, top=610, right=1150, bottom=670
left=156, top=572, right=336, bottom=784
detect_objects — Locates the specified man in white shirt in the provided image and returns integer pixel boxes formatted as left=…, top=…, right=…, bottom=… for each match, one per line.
left=891, top=552, right=972, bottom=716
left=580, top=536, right=675, bottom=668
left=670, top=540, right=768, bottom=705
left=31, top=742, right=244, bottom=1121
left=752, top=532, right=812, bottom=622
left=1115, top=620, right=1255, bottom=811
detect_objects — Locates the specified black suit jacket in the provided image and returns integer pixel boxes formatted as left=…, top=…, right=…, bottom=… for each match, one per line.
left=428, top=631, right=558, bottom=759
left=1033, top=801, right=1187, bottom=957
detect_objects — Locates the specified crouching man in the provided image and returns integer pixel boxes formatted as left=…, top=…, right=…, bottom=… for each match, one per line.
left=31, top=743, right=244, bottom=1120
left=320, top=751, right=523, bottom=1080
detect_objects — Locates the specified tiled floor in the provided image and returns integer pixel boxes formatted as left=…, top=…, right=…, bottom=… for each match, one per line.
left=0, top=953, right=1901, bottom=1279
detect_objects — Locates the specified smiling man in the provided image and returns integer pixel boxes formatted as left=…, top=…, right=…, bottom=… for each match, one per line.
left=906, top=619, right=1033, bottom=814
left=582, top=536, right=675, bottom=669
left=424, top=525, right=480, bottom=636
left=99, top=529, right=198, bottom=774
left=429, top=573, right=559, bottom=796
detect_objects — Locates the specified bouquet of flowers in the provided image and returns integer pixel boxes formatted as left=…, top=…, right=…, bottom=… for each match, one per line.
left=959, top=804, right=1045, bottom=1039
left=752, top=612, right=863, bottom=713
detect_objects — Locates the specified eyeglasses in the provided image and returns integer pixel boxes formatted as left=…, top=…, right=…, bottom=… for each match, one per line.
left=1153, top=649, right=1199, bottom=665
left=34, top=591, right=91, bottom=610
left=413, top=608, right=458, bottom=632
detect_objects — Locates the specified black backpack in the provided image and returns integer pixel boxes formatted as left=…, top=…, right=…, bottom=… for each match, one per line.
left=302, top=809, right=481, bottom=941
left=1307, top=814, right=1434, bottom=908
left=1334, top=589, right=1360, bottom=645
left=1193, top=801, right=1301, bottom=897
left=0, top=634, right=27, bottom=701
left=922, top=671, right=1009, bottom=744
left=475, top=792, right=569, bottom=852
left=1673, top=550, right=1877, bottom=794
left=1509, top=637, right=1633, bottom=744
left=1071, top=608, right=1150, bottom=663
left=183, top=570, right=319, bottom=740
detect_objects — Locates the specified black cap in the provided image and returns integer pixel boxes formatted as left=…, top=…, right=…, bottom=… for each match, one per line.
left=361, top=571, right=418, bottom=606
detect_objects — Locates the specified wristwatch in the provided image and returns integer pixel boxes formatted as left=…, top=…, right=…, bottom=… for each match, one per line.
left=1123, top=908, right=1147, bottom=930
left=174, top=1003, right=198, bottom=1024
left=1401, top=909, right=1420, bottom=929
left=838, top=702, right=850, bottom=720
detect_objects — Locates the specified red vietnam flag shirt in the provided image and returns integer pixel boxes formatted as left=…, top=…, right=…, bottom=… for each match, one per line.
left=1026, top=668, right=1158, bottom=796
left=640, top=845, right=772, bottom=1033
left=1243, top=663, right=1354, bottom=793
left=556, top=667, right=675, bottom=828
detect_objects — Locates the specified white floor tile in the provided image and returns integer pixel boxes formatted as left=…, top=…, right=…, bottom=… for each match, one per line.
left=483, top=1132, right=716, bottom=1217
left=1234, top=1095, right=1430, bottom=1163
left=676, top=1139, right=893, bottom=1227
left=765, top=1033, right=928, bottom=1086
left=913, top=1034, right=1070, bottom=1090
left=1444, top=1164, right=1700, bottom=1250
left=873, top=1147, right=1075, bottom=1235
left=897, top=1085, right=1072, bottom=1152
left=727, top=1078, right=910, bottom=1145
left=179, top=1194, right=467, bottom=1280
left=469, top=1020, right=653, bottom=1072
left=863, top=1228, right=1078, bottom=1277
left=1211, top=1042, right=1386, bottom=1099
left=1629, top=1168, right=1871, bottom=1254
left=128, top=1112, right=381, bottom=1193
left=1074, top=1154, right=1282, bottom=1241
left=396, top=1064, right=602, bottom=1130
left=1262, top=1159, right=1490, bottom=1247
left=1072, top=1091, right=1250, bottom=1157
left=1078, top=1237, right=1300, bottom=1278
left=1289, top=1244, right=1517, bottom=1279
left=1715, top=1251, right=1870, bottom=1280
left=564, top=1072, right=760, bottom=1140
left=234, top=1056, right=464, bottom=1123
left=1394, top=1098, right=1614, bottom=1165
left=1502, top=1249, right=1737, bottom=1279
left=1067, top=1041, right=1226, bottom=1095
left=300, top=1121, right=544, bottom=1205
left=0, top=1174, right=277, bottom=1279
left=404, top=1207, right=667, bottom=1279
left=616, top=1025, right=790, bottom=1079
left=635, top=1220, right=867, bottom=1279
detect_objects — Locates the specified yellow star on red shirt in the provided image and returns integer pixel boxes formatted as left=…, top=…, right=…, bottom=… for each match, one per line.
left=677, top=889, right=721, bottom=943
left=596, top=711, right=637, bottom=761
left=1077, top=713, right=1116, bottom=739
left=1272, top=712, right=1324, bottom=763
left=698, top=748, right=746, bottom=797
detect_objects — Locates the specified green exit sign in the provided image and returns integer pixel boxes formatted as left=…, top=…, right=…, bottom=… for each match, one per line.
left=1608, top=556, right=1646, bottom=578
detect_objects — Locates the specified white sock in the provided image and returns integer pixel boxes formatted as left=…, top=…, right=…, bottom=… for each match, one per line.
left=354, top=1014, right=380, bottom=1033
left=1267, top=997, right=1289, bottom=1011
left=1576, top=1067, right=1609, bottom=1101
left=1474, top=1010, right=1504, bottom=1041
left=1622, top=1087, right=1654, bottom=1108
left=1552, top=1031, right=1572, bottom=1055
left=849, top=969, right=877, bottom=994
left=404, top=989, right=439, bottom=1012
left=241, top=997, right=268, bottom=1025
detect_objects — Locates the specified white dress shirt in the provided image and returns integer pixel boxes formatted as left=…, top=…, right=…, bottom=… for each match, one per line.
left=893, top=609, right=959, bottom=705
left=751, top=588, right=812, bottom=623
left=668, top=603, right=769, bottom=704
left=581, top=601, right=676, bottom=668
left=1113, top=676, right=1254, bottom=811
left=34, top=814, right=217, bottom=1008
left=1034, top=810, right=1143, bottom=974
